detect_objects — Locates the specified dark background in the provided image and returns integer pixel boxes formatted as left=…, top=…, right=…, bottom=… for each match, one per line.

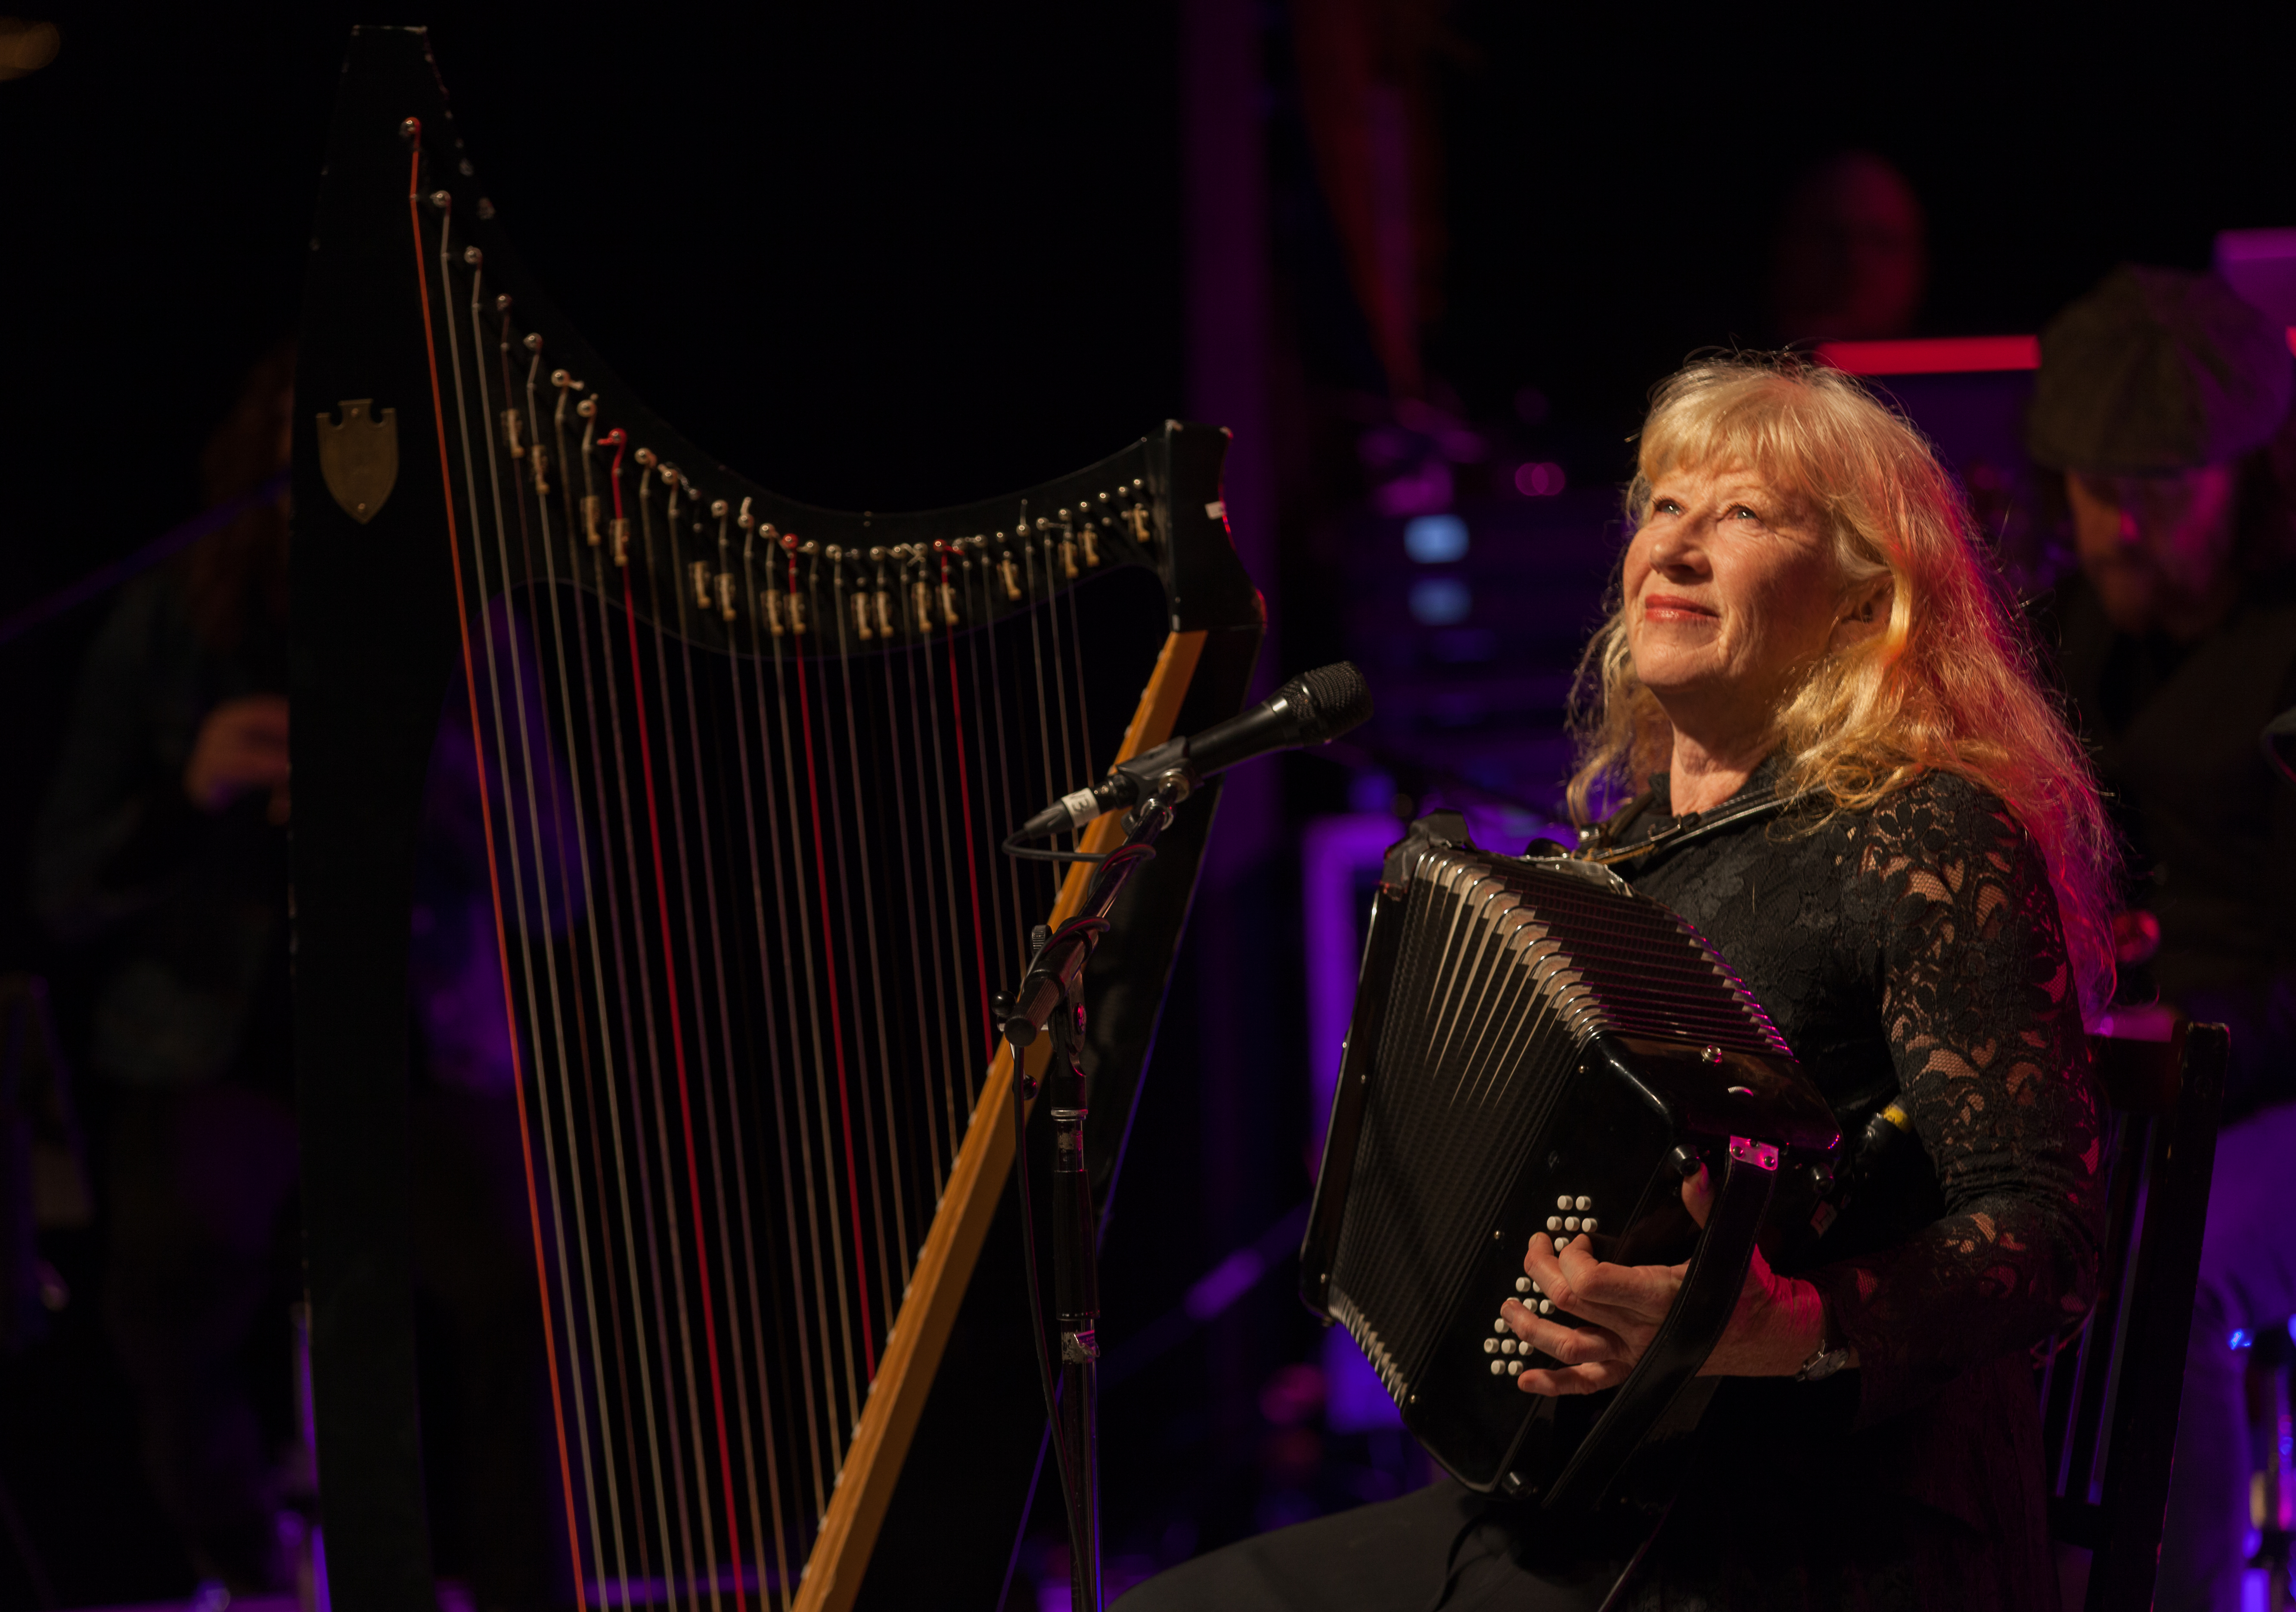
left=2, top=2, right=2291, bottom=1605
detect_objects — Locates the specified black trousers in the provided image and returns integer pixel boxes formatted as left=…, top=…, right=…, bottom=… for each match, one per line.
left=1114, top=1479, right=1633, bottom=1612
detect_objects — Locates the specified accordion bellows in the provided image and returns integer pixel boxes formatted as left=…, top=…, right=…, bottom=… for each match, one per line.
left=1302, top=816, right=1838, bottom=1507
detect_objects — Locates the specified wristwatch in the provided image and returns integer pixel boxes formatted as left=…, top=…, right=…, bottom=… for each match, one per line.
left=1796, top=1306, right=1854, bottom=1383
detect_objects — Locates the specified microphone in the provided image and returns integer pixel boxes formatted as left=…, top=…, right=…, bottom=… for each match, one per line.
left=1016, top=661, right=1373, bottom=839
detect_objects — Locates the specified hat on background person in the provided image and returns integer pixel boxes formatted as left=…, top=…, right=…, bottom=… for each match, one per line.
left=2027, top=264, right=2294, bottom=474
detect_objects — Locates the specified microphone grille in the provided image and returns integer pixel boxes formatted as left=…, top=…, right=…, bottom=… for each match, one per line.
left=1292, top=661, right=1373, bottom=742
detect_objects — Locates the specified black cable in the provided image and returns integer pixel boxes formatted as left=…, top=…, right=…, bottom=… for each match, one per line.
left=1012, top=1050, right=1083, bottom=1557
left=1002, top=831, right=1107, bottom=865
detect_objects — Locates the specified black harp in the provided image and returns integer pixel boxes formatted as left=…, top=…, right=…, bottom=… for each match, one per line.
left=295, top=30, right=1263, bottom=1612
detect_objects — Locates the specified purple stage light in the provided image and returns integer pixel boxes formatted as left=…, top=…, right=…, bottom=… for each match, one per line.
left=1514, top=460, right=1566, bottom=497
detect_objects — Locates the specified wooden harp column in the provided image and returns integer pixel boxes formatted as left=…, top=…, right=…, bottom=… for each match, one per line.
left=292, top=27, right=1262, bottom=1612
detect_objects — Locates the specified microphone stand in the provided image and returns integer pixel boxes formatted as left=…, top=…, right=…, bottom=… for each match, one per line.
left=999, top=767, right=1195, bottom=1612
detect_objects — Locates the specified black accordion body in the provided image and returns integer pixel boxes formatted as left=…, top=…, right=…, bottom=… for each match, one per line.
left=1302, top=814, right=1840, bottom=1510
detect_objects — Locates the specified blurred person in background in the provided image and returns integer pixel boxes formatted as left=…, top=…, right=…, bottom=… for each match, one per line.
left=1768, top=150, right=1929, bottom=344
left=30, top=347, right=298, bottom=1591
left=2029, top=264, right=2296, bottom=1612
left=28, top=347, right=564, bottom=1607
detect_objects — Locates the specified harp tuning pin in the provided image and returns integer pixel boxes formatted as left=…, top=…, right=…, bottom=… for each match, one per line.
left=428, top=188, right=451, bottom=213
left=778, top=529, right=799, bottom=552
left=738, top=497, right=755, bottom=530
left=576, top=397, right=596, bottom=418
left=551, top=369, right=571, bottom=388
left=711, top=499, right=729, bottom=520
left=869, top=545, right=886, bottom=562
left=462, top=245, right=483, bottom=267
left=400, top=116, right=423, bottom=143
left=494, top=293, right=513, bottom=314
left=476, top=198, right=496, bottom=220
left=634, top=447, right=656, bottom=468
left=800, top=539, right=820, bottom=556
left=522, top=332, right=542, bottom=353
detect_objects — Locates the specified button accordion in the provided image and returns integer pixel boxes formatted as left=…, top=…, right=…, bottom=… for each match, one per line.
left=1301, top=812, right=1840, bottom=1510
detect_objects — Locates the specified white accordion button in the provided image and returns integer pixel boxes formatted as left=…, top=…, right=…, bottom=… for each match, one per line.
left=1553, top=1236, right=1568, bottom=1253
left=1538, top=1299, right=1553, bottom=1315
left=1583, top=1218, right=1599, bottom=1234
left=1574, top=1196, right=1591, bottom=1212
left=1483, top=1337, right=1498, bottom=1354
left=1555, top=1195, right=1571, bottom=1211
left=1494, top=1318, right=1509, bottom=1334
left=1545, top=1216, right=1561, bottom=1232
left=1530, top=1280, right=1543, bottom=1296
left=1508, top=1360, right=1524, bottom=1376
left=1490, top=1360, right=1507, bottom=1376
left=1515, top=1277, right=1531, bottom=1293
left=1563, top=1216, right=1579, bottom=1232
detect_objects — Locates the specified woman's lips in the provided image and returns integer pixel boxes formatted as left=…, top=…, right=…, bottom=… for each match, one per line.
left=1641, top=594, right=1716, bottom=622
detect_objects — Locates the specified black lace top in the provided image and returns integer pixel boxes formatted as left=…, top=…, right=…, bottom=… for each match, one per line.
left=1597, top=756, right=2106, bottom=1608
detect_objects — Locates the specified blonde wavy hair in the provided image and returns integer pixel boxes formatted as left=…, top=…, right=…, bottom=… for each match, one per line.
left=1567, top=353, right=2117, bottom=1016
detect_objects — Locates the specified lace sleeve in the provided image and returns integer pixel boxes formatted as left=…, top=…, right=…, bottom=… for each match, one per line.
left=1802, top=777, right=2106, bottom=1428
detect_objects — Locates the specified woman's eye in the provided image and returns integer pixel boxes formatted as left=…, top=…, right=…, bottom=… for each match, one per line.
left=1730, top=505, right=1759, bottom=521
left=1653, top=498, right=1682, bottom=515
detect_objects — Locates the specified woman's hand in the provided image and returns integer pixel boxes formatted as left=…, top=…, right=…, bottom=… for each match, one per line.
left=184, top=694, right=291, bottom=823
left=1501, top=1164, right=1839, bottom=1395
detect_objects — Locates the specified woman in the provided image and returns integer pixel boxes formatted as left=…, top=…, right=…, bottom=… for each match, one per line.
left=1122, top=354, right=2113, bottom=1609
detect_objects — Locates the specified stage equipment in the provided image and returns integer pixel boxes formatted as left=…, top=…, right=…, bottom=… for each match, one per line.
left=1014, top=660, right=1372, bottom=839
left=1300, top=814, right=1839, bottom=1511
left=292, top=28, right=1262, bottom=1612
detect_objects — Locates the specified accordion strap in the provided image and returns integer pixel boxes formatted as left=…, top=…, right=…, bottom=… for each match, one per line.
left=1540, top=1141, right=1783, bottom=1511
left=1574, top=784, right=1793, bottom=868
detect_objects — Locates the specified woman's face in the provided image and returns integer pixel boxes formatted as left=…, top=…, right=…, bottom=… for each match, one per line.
left=1623, top=461, right=1862, bottom=738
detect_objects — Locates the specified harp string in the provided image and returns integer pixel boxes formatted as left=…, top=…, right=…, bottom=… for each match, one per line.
left=870, top=582, right=948, bottom=1206
left=813, top=564, right=901, bottom=1336
left=915, top=596, right=977, bottom=1163
left=764, top=601, right=858, bottom=1486
left=529, top=369, right=641, bottom=1603
left=549, top=393, right=664, bottom=1605
left=586, top=447, right=709, bottom=1597
left=742, top=556, right=841, bottom=1524
left=627, top=471, right=744, bottom=1607
left=472, top=308, right=618, bottom=1604
left=785, top=547, right=880, bottom=1408
left=455, top=239, right=609, bottom=1597
left=721, top=527, right=807, bottom=1601
left=937, top=549, right=996, bottom=1066
left=407, top=186, right=590, bottom=1603
left=658, top=477, right=776, bottom=1606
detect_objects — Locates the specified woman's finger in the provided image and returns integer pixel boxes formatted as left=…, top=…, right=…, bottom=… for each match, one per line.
left=1523, top=1234, right=1684, bottom=1326
left=1500, top=1299, right=1630, bottom=1365
left=1516, top=1361, right=1633, bottom=1397
left=1680, top=1161, right=1715, bottom=1229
